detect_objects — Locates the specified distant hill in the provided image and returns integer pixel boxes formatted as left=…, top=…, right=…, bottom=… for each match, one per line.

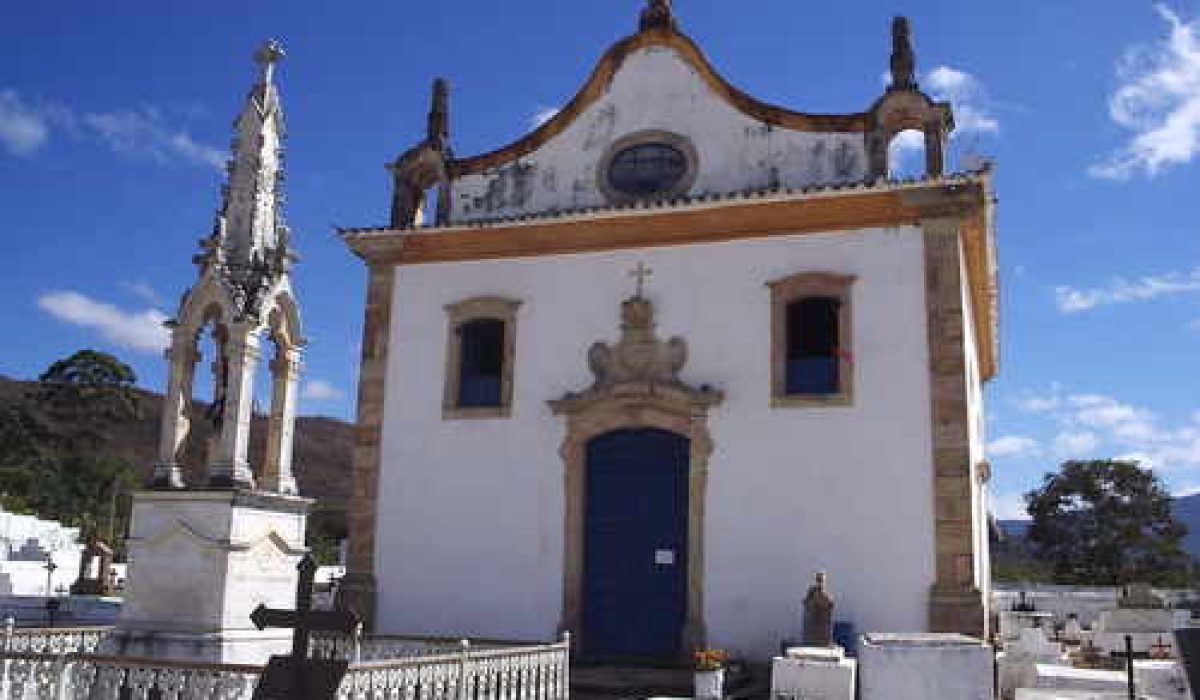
left=1172, top=493, right=1200, bottom=562
left=998, top=519, right=1031, bottom=540
left=0, top=375, right=353, bottom=509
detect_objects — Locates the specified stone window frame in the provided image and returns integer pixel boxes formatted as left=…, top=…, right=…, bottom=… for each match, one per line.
left=596, top=129, right=700, bottom=206
left=767, top=272, right=856, bottom=408
left=442, top=296, right=521, bottom=420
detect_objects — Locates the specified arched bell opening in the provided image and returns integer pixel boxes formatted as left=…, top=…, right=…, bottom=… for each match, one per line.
left=888, top=128, right=928, bottom=180
left=255, top=304, right=301, bottom=494
left=153, top=302, right=230, bottom=489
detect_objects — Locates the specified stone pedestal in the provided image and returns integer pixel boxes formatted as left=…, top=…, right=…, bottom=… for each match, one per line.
left=859, top=632, right=992, bottom=700
left=771, top=646, right=856, bottom=700
left=105, top=489, right=311, bottom=664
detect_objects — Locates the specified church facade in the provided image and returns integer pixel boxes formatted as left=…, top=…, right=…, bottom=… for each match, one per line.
left=338, top=1, right=998, bottom=660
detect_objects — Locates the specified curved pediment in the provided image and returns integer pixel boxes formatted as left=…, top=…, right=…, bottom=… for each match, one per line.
left=451, top=28, right=869, bottom=177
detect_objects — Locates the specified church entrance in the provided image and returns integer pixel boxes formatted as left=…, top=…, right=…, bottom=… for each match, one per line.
left=582, top=428, right=690, bottom=660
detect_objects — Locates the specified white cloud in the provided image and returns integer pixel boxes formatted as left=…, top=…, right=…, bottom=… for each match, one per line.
left=120, top=280, right=165, bottom=307
left=302, top=380, right=345, bottom=402
left=1090, top=5, right=1200, bottom=180
left=37, top=290, right=169, bottom=353
left=988, top=435, right=1041, bottom=458
left=991, top=491, right=1030, bottom=521
left=1054, top=430, right=1100, bottom=456
left=1013, top=385, right=1064, bottom=413
left=1006, top=385, right=1200, bottom=476
left=0, top=90, right=223, bottom=170
left=530, top=106, right=560, bottom=129
left=1054, top=267, right=1200, bottom=312
left=0, top=90, right=50, bottom=156
left=925, top=66, right=1000, bottom=137
left=82, top=108, right=224, bottom=170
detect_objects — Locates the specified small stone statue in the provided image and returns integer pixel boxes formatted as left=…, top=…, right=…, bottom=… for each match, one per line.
left=802, top=571, right=835, bottom=647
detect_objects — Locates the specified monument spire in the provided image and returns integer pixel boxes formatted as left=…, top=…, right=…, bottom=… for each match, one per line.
left=153, top=38, right=304, bottom=495
left=204, top=38, right=291, bottom=306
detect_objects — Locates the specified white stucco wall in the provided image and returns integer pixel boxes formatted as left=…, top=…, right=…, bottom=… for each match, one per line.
left=450, top=46, right=868, bottom=223
left=373, top=225, right=943, bottom=658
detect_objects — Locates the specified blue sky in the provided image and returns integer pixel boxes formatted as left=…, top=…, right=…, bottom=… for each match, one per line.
left=1, top=1, right=1198, bottom=517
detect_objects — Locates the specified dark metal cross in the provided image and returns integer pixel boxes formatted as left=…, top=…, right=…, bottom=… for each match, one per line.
left=629, top=262, right=652, bottom=299
left=251, top=553, right=361, bottom=660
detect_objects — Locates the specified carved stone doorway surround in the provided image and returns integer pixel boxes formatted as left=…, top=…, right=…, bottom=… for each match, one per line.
left=549, top=293, right=723, bottom=658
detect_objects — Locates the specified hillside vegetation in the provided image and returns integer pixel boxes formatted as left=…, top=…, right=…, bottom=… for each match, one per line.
left=0, top=369, right=353, bottom=562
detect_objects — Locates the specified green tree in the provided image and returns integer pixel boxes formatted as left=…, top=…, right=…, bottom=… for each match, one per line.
left=0, top=350, right=142, bottom=552
left=34, top=349, right=140, bottom=448
left=1025, top=459, right=1191, bottom=586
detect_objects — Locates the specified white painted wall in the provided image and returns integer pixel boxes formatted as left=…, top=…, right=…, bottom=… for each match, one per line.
left=450, top=47, right=868, bottom=223
left=374, top=225, right=944, bottom=658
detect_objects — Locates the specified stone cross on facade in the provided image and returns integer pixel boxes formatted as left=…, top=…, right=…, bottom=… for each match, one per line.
left=629, top=262, right=653, bottom=299
left=251, top=553, right=361, bottom=698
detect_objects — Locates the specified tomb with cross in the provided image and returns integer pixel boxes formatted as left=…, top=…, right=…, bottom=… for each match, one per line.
left=251, top=553, right=361, bottom=699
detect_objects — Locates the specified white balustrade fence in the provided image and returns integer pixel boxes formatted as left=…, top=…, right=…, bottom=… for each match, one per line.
left=0, top=631, right=570, bottom=699
left=0, top=653, right=263, bottom=699
left=0, top=620, right=109, bottom=654
left=335, top=636, right=571, bottom=700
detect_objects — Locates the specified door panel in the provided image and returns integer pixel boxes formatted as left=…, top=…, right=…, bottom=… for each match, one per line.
left=582, top=428, right=689, bottom=659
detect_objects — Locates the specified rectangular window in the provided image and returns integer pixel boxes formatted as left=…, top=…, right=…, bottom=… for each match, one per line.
left=443, top=297, right=521, bottom=419
left=785, top=298, right=839, bottom=395
left=458, top=318, right=504, bottom=407
left=768, top=273, right=854, bottom=407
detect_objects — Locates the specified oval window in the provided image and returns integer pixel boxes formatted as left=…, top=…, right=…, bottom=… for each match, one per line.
left=607, top=143, right=688, bottom=198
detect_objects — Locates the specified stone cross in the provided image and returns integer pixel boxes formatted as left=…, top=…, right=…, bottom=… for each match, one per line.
left=254, top=39, right=285, bottom=85
left=251, top=553, right=361, bottom=698
left=42, top=557, right=56, bottom=597
left=801, top=571, right=835, bottom=647
left=629, top=262, right=653, bottom=299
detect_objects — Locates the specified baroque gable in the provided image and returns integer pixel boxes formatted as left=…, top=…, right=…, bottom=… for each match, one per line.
left=384, top=7, right=953, bottom=227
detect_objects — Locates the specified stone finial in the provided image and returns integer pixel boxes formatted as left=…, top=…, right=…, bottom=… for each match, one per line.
left=253, top=39, right=285, bottom=86
left=889, top=16, right=917, bottom=91
left=802, top=571, right=835, bottom=647
left=639, top=0, right=677, bottom=31
left=427, top=78, right=450, bottom=146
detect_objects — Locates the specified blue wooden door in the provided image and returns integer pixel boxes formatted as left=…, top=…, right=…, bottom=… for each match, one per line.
left=583, top=428, right=689, bottom=659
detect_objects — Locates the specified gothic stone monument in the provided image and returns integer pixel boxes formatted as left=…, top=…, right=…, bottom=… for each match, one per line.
left=106, top=40, right=313, bottom=665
